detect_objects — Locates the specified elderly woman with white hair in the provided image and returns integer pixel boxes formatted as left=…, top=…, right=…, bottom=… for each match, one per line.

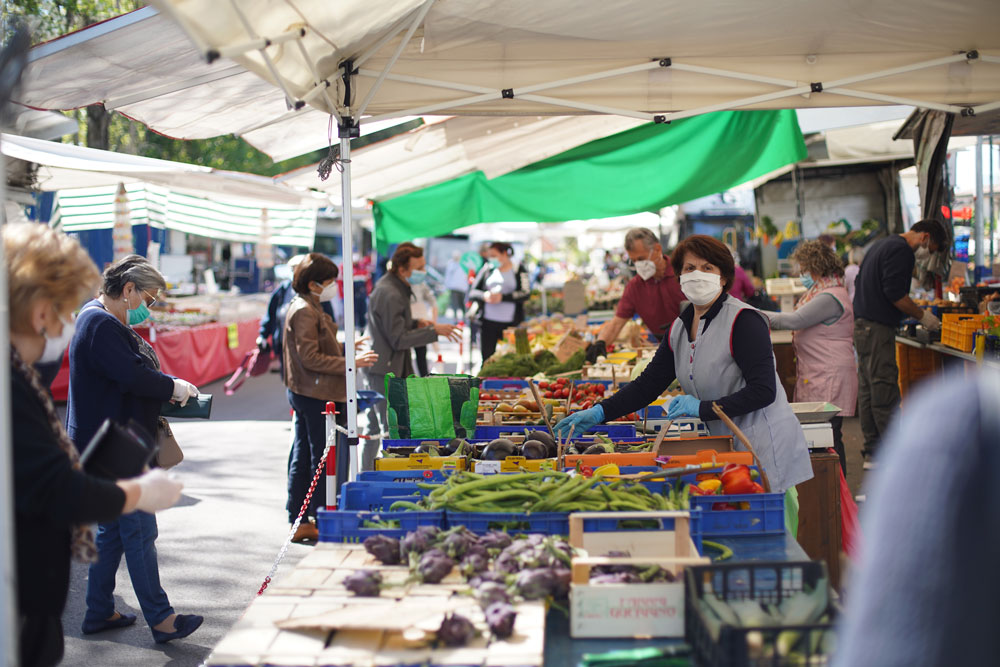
left=67, top=254, right=204, bottom=644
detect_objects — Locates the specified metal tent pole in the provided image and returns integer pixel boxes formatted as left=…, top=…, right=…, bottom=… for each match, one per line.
left=339, top=118, right=359, bottom=482
left=976, top=136, right=985, bottom=281
left=0, top=146, right=19, bottom=667
left=990, top=135, right=995, bottom=267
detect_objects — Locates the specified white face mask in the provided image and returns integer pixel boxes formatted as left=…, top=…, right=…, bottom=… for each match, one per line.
left=915, top=245, right=931, bottom=261
left=634, top=259, right=657, bottom=281
left=679, top=270, right=723, bottom=306
left=39, top=315, right=76, bottom=365
left=317, top=282, right=339, bottom=303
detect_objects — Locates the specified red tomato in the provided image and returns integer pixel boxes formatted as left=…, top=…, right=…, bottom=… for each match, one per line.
left=595, top=385, right=606, bottom=395
left=538, top=381, right=549, bottom=389
left=544, top=391, right=554, bottom=399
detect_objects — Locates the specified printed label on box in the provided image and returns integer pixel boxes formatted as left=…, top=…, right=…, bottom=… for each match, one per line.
left=475, top=460, right=502, bottom=474
left=570, top=583, right=685, bottom=638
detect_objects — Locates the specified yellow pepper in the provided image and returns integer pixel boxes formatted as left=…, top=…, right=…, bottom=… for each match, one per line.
left=594, top=463, right=620, bottom=477
left=698, top=479, right=722, bottom=494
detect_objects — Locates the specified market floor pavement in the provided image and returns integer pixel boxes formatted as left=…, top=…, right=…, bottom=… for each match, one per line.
left=60, top=371, right=312, bottom=667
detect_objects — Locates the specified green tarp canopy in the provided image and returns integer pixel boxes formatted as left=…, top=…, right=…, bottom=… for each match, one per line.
left=373, top=109, right=805, bottom=248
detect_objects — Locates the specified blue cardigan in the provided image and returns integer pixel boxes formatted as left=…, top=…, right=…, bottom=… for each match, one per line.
left=66, top=300, right=174, bottom=451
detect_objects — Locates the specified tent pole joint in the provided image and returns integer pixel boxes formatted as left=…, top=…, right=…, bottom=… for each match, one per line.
left=501, top=88, right=515, bottom=99
left=962, top=107, right=976, bottom=117
left=206, top=49, right=220, bottom=64
left=810, top=82, right=823, bottom=93
left=653, top=115, right=670, bottom=124
left=341, top=58, right=357, bottom=108
left=966, top=50, right=980, bottom=61
left=339, top=116, right=360, bottom=139
left=658, top=58, right=671, bottom=67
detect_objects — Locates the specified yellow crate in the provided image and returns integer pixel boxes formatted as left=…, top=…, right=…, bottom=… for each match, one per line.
left=470, top=456, right=558, bottom=473
left=374, top=453, right=466, bottom=471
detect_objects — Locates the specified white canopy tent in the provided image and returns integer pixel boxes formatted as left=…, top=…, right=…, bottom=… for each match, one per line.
left=20, top=0, right=1000, bottom=448
left=277, top=114, right=644, bottom=202
left=2, top=133, right=324, bottom=245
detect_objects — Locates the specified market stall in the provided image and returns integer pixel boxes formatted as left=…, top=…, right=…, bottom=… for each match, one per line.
left=49, top=297, right=264, bottom=401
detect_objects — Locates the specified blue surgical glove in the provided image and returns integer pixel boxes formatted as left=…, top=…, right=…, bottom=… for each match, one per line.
left=553, top=405, right=604, bottom=439
left=667, top=395, right=702, bottom=420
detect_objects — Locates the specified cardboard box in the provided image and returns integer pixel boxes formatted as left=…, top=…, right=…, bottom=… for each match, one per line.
left=568, top=511, right=709, bottom=638
left=553, top=332, right=587, bottom=363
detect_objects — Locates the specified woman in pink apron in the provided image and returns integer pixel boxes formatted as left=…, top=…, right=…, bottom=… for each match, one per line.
left=766, top=240, right=857, bottom=475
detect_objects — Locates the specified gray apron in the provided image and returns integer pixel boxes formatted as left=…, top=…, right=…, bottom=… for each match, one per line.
left=669, top=295, right=813, bottom=493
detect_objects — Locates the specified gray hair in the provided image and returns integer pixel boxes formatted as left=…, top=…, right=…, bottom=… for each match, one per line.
left=624, top=228, right=659, bottom=252
left=101, top=254, right=167, bottom=298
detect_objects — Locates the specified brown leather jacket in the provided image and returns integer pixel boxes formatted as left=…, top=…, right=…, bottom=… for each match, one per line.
left=282, top=293, right=346, bottom=402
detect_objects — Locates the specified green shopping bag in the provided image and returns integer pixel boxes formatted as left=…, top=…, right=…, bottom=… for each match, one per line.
left=385, top=373, right=481, bottom=440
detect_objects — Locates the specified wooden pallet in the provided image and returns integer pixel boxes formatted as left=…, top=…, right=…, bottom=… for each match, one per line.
left=205, top=544, right=545, bottom=667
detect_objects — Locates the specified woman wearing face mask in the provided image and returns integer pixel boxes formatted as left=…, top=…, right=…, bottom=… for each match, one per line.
left=555, top=235, right=812, bottom=494
left=365, top=243, right=462, bottom=468
left=67, top=254, right=203, bottom=644
left=282, top=253, right=379, bottom=541
left=764, top=241, right=857, bottom=475
left=6, top=226, right=183, bottom=666
left=468, top=241, right=531, bottom=362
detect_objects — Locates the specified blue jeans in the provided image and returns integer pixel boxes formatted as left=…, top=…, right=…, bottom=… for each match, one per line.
left=287, top=391, right=346, bottom=522
left=84, top=511, right=174, bottom=628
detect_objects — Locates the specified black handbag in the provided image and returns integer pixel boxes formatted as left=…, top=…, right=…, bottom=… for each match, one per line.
left=79, top=419, right=158, bottom=480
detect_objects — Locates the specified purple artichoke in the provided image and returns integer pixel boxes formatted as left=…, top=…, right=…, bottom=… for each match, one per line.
left=469, top=570, right=508, bottom=587
left=417, top=551, right=455, bottom=584
left=475, top=581, right=511, bottom=609
left=551, top=568, right=571, bottom=600
left=494, top=550, right=522, bottom=575
left=363, top=535, right=401, bottom=565
left=460, top=551, right=490, bottom=579
left=594, top=550, right=633, bottom=575
left=513, top=568, right=560, bottom=600
left=484, top=602, right=517, bottom=639
left=343, top=569, right=382, bottom=597
left=478, top=530, right=513, bottom=552
left=437, top=613, right=477, bottom=647
left=400, top=529, right=434, bottom=560
left=442, top=529, right=477, bottom=560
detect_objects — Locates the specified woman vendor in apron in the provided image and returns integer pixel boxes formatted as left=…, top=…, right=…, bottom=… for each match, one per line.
left=554, top=234, right=813, bottom=495
left=765, top=240, right=857, bottom=476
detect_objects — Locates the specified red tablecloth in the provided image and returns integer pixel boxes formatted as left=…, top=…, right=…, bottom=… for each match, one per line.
left=50, top=318, right=261, bottom=402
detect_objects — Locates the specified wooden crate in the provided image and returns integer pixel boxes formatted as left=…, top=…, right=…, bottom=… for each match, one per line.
left=568, top=511, right=709, bottom=638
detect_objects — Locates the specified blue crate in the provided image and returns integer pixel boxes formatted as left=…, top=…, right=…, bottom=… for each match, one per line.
left=359, top=469, right=458, bottom=483
left=317, top=508, right=445, bottom=543
left=474, top=423, right=635, bottom=440
left=381, top=438, right=452, bottom=450
left=339, top=480, right=430, bottom=512
left=689, top=492, right=785, bottom=537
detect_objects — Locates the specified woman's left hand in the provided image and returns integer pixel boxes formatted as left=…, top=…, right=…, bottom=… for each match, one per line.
left=667, top=395, right=701, bottom=419
left=355, top=351, right=379, bottom=368
left=171, top=379, right=199, bottom=407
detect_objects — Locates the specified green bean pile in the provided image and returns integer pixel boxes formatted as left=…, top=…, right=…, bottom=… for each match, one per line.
left=389, top=470, right=690, bottom=513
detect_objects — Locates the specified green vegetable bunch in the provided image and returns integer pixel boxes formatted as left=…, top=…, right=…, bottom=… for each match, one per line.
left=389, top=470, right=690, bottom=514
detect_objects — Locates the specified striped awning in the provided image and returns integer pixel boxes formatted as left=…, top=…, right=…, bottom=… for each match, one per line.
left=53, top=183, right=317, bottom=246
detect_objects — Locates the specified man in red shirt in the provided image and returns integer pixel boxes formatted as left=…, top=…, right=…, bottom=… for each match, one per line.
left=586, top=227, right=686, bottom=361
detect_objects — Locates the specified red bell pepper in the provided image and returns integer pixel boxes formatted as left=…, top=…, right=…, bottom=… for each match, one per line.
left=720, top=464, right=756, bottom=495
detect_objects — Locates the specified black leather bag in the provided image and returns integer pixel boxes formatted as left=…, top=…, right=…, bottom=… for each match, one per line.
left=79, top=419, right=158, bottom=480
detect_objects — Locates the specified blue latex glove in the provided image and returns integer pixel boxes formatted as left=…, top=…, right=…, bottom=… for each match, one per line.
left=553, top=405, right=604, bottom=439
left=667, top=395, right=702, bottom=420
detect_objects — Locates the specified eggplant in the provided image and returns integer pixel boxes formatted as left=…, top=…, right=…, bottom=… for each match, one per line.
left=442, top=437, right=468, bottom=456
left=525, top=430, right=557, bottom=458
left=520, top=440, right=548, bottom=460
left=414, top=442, right=441, bottom=456
left=481, top=438, right=517, bottom=461
left=582, top=444, right=607, bottom=455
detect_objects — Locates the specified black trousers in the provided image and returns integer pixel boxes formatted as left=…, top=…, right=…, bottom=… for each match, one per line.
left=414, top=345, right=429, bottom=376
left=480, top=319, right=512, bottom=362
left=830, top=416, right=846, bottom=477
left=20, top=614, right=64, bottom=667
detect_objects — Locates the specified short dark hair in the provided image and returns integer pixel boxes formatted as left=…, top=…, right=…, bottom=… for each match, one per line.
left=390, top=242, right=423, bottom=275
left=671, top=235, right=736, bottom=293
left=911, top=219, right=948, bottom=250
left=489, top=242, right=513, bottom=256
left=292, top=253, right=338, bottom=295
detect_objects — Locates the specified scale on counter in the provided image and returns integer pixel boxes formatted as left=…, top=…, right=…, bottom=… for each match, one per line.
left=791, top=402, right=840, bottom=450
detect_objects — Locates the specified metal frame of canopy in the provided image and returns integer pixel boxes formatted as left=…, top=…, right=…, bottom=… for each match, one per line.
left=150, top=0, right=1000, bottom=454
